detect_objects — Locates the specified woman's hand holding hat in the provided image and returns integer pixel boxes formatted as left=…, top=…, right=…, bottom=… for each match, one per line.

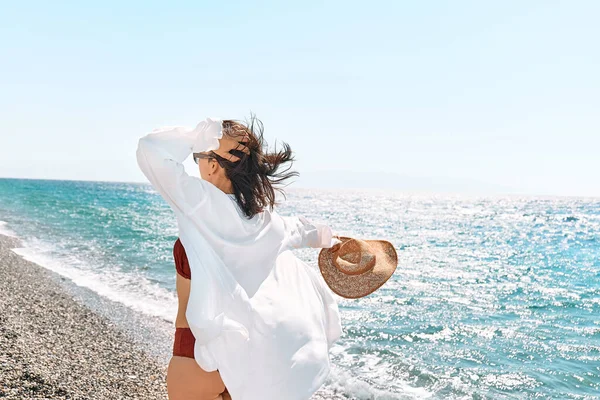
left=331, top=235, right=343, bottom=247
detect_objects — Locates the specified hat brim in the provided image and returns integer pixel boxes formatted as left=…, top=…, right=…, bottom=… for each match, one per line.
left=318, top=237, right=398, bottom=299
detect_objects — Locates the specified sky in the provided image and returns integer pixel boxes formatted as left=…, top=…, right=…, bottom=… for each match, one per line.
left=1, top=1, right=598, bottom=196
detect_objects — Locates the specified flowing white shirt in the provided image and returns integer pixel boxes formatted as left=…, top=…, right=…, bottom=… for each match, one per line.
left=136, top=118, right=343, bottom=400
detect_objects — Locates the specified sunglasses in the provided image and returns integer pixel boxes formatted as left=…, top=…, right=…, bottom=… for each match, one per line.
left=193, top=152, right=215, bottom=164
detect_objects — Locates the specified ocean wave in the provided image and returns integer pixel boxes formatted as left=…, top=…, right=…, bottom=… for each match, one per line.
left=10, top=237, right=178, bottom=323
left=0, top=220, right=18, bottom=238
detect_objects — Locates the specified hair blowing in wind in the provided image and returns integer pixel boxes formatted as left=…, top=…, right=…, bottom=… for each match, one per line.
left=211, top=115, right=299, bottom=218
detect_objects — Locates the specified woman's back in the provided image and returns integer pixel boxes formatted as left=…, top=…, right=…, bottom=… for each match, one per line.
left=176, top=186, right=334, bottom=299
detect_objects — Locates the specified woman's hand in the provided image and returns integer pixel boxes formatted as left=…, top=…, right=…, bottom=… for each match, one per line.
left=213, top=132, right=250, bottom=162
left=332, top=235, right=343, bottom=247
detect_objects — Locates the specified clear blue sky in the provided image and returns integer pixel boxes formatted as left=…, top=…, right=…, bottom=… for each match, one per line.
left=1, top=1, right=598, bottom=196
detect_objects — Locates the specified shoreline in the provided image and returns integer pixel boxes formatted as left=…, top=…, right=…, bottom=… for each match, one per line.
left=0, top=233, right=342, bottom=399
left=0, top=233, right=169, bottom=399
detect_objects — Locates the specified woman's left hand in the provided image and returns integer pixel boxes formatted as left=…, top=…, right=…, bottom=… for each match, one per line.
left=214, top=133, right=250, bottom=162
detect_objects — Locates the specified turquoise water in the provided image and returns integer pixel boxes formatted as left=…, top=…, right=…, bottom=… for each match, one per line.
left=0, top=177, right=598, bottom=399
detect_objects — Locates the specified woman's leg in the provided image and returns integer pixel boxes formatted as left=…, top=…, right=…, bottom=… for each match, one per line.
left=167, top=355, right=227, bottom=400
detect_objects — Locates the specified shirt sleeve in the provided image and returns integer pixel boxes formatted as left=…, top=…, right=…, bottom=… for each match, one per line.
left=135, top=118, right=223, bottom=216
left=281, top=215, right=341, bottom=250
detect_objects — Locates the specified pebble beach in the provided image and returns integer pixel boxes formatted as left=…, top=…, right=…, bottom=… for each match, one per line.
left=0, top=233, right=169, bottom=399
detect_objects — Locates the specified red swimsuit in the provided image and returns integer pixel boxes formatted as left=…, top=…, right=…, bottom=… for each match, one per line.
left=173, top=238, right=228, bottom=395
left=172, top=238, right=196, bottom=358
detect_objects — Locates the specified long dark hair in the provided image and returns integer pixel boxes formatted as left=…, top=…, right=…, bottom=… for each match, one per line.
left=210, top=114, right=298, bottom=218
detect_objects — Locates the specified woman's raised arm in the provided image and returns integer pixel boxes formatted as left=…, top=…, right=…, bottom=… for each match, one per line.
left=135, top=119, right=223, bottom=216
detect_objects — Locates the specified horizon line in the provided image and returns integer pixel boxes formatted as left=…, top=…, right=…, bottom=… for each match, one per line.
left=1, top=175, right=599, bottom=200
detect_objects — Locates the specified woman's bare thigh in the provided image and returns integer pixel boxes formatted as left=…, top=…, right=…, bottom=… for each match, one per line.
left=167, top=355, right=228, bottom=400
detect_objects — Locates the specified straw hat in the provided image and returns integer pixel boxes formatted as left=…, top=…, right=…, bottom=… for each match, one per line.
left=318, top=236, right=398, bottom=299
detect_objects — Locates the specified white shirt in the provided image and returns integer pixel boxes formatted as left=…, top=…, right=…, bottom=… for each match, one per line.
left=136, top=118, right=342, bottom=400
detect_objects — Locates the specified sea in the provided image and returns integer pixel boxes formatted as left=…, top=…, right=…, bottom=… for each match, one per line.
left=0, top=177, right=598, bottom=399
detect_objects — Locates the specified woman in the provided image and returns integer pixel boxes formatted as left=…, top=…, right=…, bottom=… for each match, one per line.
left=136, top=116, right=342, bottom=400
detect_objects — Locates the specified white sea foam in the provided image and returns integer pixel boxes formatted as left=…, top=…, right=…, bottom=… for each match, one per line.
left=323, top=361, right=433, bottom=399
left=10, top=239, right=178, bottom=324
left=480, top=372, right=540, bottom=390
left=0, top=220, right=17, bottom=238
